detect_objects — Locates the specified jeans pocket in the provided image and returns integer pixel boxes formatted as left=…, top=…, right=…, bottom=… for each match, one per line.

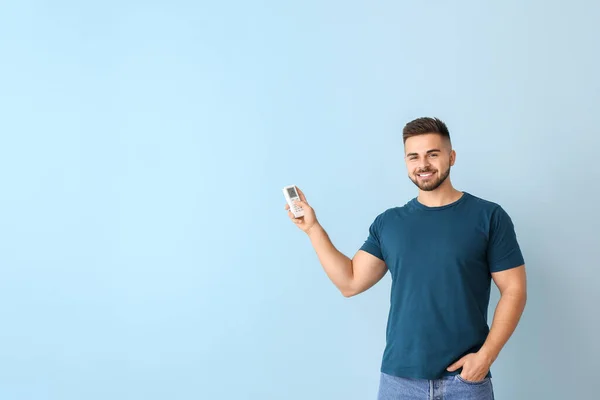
left=455, top=374, right=489, bottom=385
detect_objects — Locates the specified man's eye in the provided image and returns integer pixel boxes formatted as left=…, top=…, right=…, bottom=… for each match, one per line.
left=429, top=153, right=438, bottom=157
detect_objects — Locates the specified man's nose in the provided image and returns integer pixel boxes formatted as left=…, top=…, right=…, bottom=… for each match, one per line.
left=418, top=158, right=431, bottom=169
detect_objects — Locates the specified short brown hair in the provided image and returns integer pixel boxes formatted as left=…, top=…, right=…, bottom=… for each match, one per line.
left=402, top=117, right=450, bottom=144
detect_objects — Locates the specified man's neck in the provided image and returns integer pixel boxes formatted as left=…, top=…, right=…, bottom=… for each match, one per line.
left=417, top=183, right=463, bottom=207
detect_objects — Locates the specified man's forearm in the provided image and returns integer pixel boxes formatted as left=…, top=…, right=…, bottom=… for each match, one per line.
left=479, top=289, right=527, bottom=363
left=306, top=223, right=354, bottom=294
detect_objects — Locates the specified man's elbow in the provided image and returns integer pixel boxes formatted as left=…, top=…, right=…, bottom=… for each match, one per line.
left=340, top=283, right=358, bottom=298
left=503, top=286, right=527, bottom=308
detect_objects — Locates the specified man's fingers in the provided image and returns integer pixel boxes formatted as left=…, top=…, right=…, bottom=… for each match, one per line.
left=446, top=356, right=466, bottom=371
left=295, top=200, right=310, bottom=209
left=285, top=203, right=290, bottom=210
left=288, top=211, right=302, bottom=222
left=296, top=187, right=307, bottom=202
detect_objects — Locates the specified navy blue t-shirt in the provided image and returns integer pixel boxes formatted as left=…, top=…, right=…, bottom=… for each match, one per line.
left=360, top=192, right=524, bottom=380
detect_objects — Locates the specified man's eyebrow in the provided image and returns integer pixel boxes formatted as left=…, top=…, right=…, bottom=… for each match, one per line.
left=406, top=149, right=442, bottom=157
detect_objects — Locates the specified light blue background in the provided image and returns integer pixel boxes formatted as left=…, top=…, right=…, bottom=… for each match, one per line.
left=1, top=1, right=599, bottom=399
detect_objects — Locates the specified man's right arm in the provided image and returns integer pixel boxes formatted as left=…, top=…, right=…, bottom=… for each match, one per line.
left=286, top=187, right=387, bottom=297
left=306, top=223, right=387, bottom=297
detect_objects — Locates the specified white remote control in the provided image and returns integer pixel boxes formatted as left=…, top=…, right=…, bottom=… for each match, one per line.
left=283, top=185, right=304, bottom=218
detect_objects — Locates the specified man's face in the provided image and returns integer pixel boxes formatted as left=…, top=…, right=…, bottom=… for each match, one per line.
left=404, top=133, right=455, bottom=192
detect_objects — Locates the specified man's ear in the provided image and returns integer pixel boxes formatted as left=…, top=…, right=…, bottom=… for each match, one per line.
left=450, top=149, right=456, bottom=166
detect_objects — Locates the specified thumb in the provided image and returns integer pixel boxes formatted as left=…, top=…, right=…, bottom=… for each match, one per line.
left=447, top=356, right=467, bottom=372
left=296, top=187, right=307, bottom=202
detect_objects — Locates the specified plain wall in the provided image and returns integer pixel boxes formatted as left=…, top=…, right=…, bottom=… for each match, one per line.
left=0, top=1, right=599, bottom=399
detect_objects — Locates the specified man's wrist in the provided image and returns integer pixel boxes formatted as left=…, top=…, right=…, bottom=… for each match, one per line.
left=478, top=345, right=499, bottom=365
left=306, top=222, right=323, bottom=237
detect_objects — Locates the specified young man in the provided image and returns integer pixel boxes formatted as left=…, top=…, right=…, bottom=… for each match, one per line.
left=285, top=117, right=527, bottom=399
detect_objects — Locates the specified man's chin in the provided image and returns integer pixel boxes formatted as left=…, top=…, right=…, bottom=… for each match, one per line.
left=410, top=179, right=440, bottom=191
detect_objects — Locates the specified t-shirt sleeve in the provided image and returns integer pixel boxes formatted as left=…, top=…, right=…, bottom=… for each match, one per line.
left=487, top=206, right=525, bottom=273
left=359, top=213, right=385, bottom=260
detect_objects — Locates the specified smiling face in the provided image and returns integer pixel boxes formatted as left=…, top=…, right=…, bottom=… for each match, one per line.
left=404, top=133, right=456, bottom=192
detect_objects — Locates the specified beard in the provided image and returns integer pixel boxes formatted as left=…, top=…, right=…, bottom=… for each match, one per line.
left=409, top=164, right=451, bottom=192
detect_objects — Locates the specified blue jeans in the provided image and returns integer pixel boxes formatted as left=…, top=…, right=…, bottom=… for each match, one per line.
left=377, top=372, right=495, bottom=400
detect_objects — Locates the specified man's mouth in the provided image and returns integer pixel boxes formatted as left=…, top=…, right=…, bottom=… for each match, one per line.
left=416, top=171, right=435, bottom=179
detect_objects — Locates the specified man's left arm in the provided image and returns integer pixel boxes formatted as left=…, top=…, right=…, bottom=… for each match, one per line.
left=480, top=264, right=527, bottom=362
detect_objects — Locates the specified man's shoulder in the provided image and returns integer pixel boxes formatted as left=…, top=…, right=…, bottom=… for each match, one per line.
left=463, top=192, right=517, bottom=227
left=370, top=199, right=416, bottom=223
left=464, top=191, right=503, bottom=211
